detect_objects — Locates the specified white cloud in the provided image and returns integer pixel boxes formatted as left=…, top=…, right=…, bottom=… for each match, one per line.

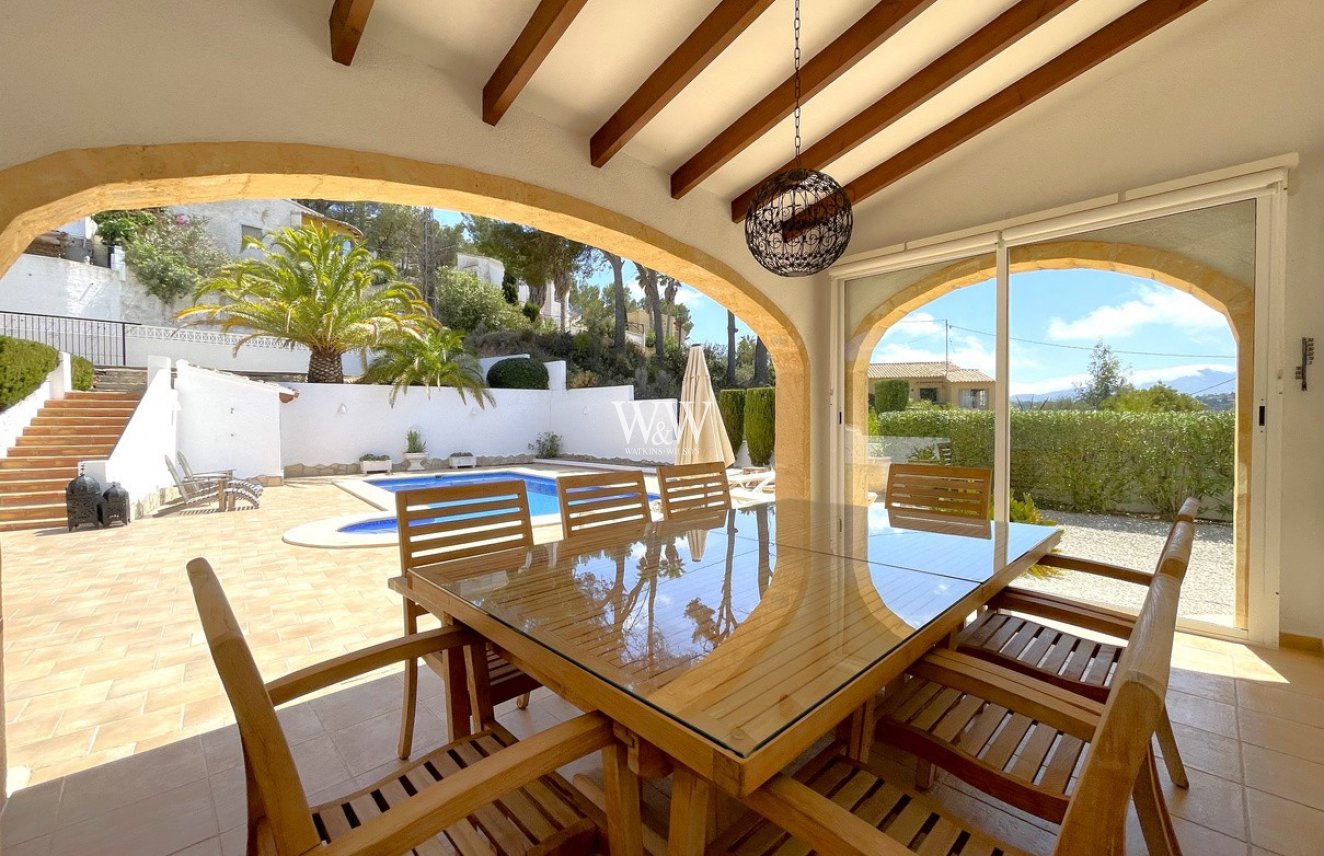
left=885, top=311, right=944, bottom=340
left=1046, top=286, right=1227, bottom=341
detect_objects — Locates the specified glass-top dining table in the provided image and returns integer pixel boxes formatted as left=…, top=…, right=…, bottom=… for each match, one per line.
left=391, top=499, right=1060, bottom=852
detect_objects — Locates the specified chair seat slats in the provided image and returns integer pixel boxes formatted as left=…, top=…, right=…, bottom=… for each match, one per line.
left=311, top=725, right=598, bottom=856
left=709, top=750, right=1027, bottom=856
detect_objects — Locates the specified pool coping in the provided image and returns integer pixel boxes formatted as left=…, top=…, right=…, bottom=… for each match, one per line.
left=282, top=463, right=630, bottom=549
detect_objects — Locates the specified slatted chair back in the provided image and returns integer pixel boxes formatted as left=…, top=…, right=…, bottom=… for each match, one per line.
left=557, top=470, right=652, bottom=538
left=885, top=463, right=992, bottom=519
left=396, top=481, right=534, bottom=572
left=1054, top=520, right=1194, bottom=855
left=187, top=558, right=320, bottom=856
left=657, top=461, right=731, bottom=520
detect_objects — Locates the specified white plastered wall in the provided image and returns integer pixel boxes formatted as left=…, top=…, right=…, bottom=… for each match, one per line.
left=837, top=0, right=1324, bottom=641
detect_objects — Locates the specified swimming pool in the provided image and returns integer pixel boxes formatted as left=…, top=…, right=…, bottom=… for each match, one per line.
left=336, top=470, right=655, bottom=535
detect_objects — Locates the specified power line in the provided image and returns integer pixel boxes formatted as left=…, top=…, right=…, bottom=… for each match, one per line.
left=888, top=317, right=1236, bottom=360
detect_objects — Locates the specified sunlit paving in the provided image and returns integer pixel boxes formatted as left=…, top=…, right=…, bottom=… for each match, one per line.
left=2, top=1, right=1322, bottom=855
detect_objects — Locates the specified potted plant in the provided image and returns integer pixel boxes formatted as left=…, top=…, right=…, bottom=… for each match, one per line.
left=403, top=430, right=428, bottom=471
left=448, top=451, right=477, bottom=469
left=358, top=453, right=392, bottom=475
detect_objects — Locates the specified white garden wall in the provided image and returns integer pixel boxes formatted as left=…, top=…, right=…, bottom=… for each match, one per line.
left=175, top=362, right=286, bottom=479
left=0, top=254, right=122, bottom=319
left=279, top=382, right=677, bottom=468
left=94, top=359, right=178, bottom=517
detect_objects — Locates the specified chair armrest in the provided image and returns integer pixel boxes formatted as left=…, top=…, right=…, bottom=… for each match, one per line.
left=909, top=650, right=1101, bottom=740
left=266, top=626, right=480, bottom=706
left=741, top=773, right=916, bottom=856
left=318, top=713, right=613, bottom=856
left=1035, top=553, right=1154, bottom=587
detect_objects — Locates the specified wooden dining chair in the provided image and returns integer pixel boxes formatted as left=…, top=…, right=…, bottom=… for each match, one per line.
left=395, top=481, right=542, bottom=758
left=186, top=557, right=611, bottom=856
left=955, top=497, right=1200, bottom=788
left=711, top=522, right=1192, bottom=856
left=884, top=463, right=992, bottom=519
left=557, top=470, right=652, bottom=538
left=657, top=461, right=731, bottom=520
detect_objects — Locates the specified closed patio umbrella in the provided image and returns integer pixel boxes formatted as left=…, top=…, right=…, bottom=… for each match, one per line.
left=676, top=345, right=735, bottom=468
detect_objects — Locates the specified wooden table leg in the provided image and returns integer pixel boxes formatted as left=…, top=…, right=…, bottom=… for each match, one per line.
left=441, top=614, right=473, bottom=741
left=668, top=766, right=710, bottom=856
left=398, top=598, right=421, bottom=759
left=603, top=741, right=644, bottom=856
left=844, top=695, right=877, bottom=763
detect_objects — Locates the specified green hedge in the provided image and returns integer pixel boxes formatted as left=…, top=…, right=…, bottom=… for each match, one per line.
left=717, top=388, right=745, bottom=453
left=873, top=379, right=910, bottom=412
left=72, top=356, right=94, bottom=391
left=872, top=409, right=1234, bottom=516
left=0, top=337, right=60, bottom=409
left=486, top=357, right=549, bottom=390
left=745, top=387, right=775, bottom=467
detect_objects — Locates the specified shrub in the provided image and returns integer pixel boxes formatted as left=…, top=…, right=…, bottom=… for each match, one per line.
left=124, top=210, right=228, bottom=302
left=717, top=388, right=745, bottom=454
left=873, top=379, right=910, bottom=412
left=432, top=267, right=527, bottom=332
left=521, top=303, right=540, bottom=323
left=487, top=357, right=549, bottom=390
left=0, top=337, right=59, bottom=410
left=404, top=429, right=427, bottom=454
left=530, top=432, right=561, bottom=458
left=745, top=387, right=775, bottom=467
left=871, top=409, right=1234, bottom=516
left=72, top=356, right=94, bottom=391
left=359, top=453, right=390, bottom=461
left=567, top=370, right=600, bottom=389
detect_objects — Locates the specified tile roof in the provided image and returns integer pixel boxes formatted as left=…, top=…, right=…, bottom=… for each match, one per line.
left=866, top=361, right=993, bottom=383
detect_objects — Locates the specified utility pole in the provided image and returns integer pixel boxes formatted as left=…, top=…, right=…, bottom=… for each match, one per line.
left=944, top=320, right=950, bottom=370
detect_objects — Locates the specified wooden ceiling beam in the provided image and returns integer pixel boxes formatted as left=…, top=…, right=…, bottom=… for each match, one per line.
left=590, top=0, right=777, bottom=169
left=838, top=0, right=1212, bottom=213
left=483, top=0, right=590, bottom=126
left=329, top=0, right=376, bottom=66
left=730, top=0, right=1081, bottom=220
left=669, top=0, right=938, bottom=200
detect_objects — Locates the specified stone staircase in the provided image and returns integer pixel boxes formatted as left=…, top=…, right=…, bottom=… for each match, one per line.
left=92, top=367, right=148, bottom=394
left=0, top=390, right=141, bottom=532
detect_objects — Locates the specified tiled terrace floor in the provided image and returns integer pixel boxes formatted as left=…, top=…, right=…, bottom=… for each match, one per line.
left=2, top=479, right=1323, bottom=855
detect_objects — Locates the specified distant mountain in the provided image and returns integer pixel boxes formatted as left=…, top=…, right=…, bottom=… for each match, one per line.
left=1013, top=368, right=1236, bottom=405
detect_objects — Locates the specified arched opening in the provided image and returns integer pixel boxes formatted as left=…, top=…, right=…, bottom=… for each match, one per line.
left=0, top=142, right=811, bottom=787
left=0, top=142, right=810, bottom=498
left=844, top=232, right=1253, bottom=628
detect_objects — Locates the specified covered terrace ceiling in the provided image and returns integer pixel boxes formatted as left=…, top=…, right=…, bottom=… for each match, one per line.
left=325, top=0, right=1212, bottom=222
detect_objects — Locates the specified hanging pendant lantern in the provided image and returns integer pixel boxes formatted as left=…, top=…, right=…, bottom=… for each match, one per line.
left=745, top=0, right=852, bottom=277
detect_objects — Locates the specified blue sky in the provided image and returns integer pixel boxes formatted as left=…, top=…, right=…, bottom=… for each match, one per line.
left=436, top=209, right=756, bottom=347
left=874, top=269, right=1237, bottom=398
left=436, top=210, right=1234, bottom=385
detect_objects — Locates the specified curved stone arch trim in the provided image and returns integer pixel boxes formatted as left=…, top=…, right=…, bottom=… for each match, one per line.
left=0, top=142, right=810, bottom=500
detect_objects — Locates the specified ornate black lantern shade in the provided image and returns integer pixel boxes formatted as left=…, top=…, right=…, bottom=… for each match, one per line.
left=744, top=167, right=853, bottom=277
left=65, top=472, right=102, bottom=531
left=100, top=482, right=131, bottom=527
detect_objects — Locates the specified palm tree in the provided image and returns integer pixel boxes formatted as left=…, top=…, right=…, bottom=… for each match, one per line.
left=635, top=263, right=665, bottom=360
left=361, top=327, right=493, bottom=407
left=178, top=224, right=432, bottom=383
left=601, top=250, right=628, bottom=350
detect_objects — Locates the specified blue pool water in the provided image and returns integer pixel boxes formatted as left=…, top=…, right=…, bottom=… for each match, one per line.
left=338, top=470, right=653, bottom=535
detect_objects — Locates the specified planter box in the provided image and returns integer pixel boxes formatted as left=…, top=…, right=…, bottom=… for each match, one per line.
left=403, top=452, right=427, bottom=472
left=360, top=460, right=393, bottom=475
left=449, top=454, right=477, bottom=469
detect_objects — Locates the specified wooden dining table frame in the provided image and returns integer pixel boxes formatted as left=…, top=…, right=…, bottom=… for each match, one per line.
left=390, top=514, right=1060, bottom=855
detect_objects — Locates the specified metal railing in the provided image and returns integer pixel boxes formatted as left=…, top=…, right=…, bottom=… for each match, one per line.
left=0, top=310, right=140, bottom=366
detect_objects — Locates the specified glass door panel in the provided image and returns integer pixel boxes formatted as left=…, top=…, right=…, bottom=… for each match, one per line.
left=1006, top=200, right=1254, bottom=629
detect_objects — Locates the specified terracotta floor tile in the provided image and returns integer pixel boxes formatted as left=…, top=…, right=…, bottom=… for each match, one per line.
left=88, top=707, right=183, bottom=753
left=1237, top=707, right=1324, bottom=767
left=1238, top=678, right=1324, bottom=726
left=1243, top=744, right=1324, bottom=812
left=1246, top=788, right=1324, bottom=856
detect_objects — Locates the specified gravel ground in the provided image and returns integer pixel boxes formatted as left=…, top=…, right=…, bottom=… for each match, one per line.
left=1012, top=510, right=1235, bottom=626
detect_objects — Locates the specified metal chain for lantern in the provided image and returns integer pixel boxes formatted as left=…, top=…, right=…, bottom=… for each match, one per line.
left=745, top=0, right=853, bottom=277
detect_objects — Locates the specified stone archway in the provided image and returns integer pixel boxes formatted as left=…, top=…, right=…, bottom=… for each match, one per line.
left=0, top=142, right=811, bottom=500
left=843, top=240, right=1253, bottom=622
